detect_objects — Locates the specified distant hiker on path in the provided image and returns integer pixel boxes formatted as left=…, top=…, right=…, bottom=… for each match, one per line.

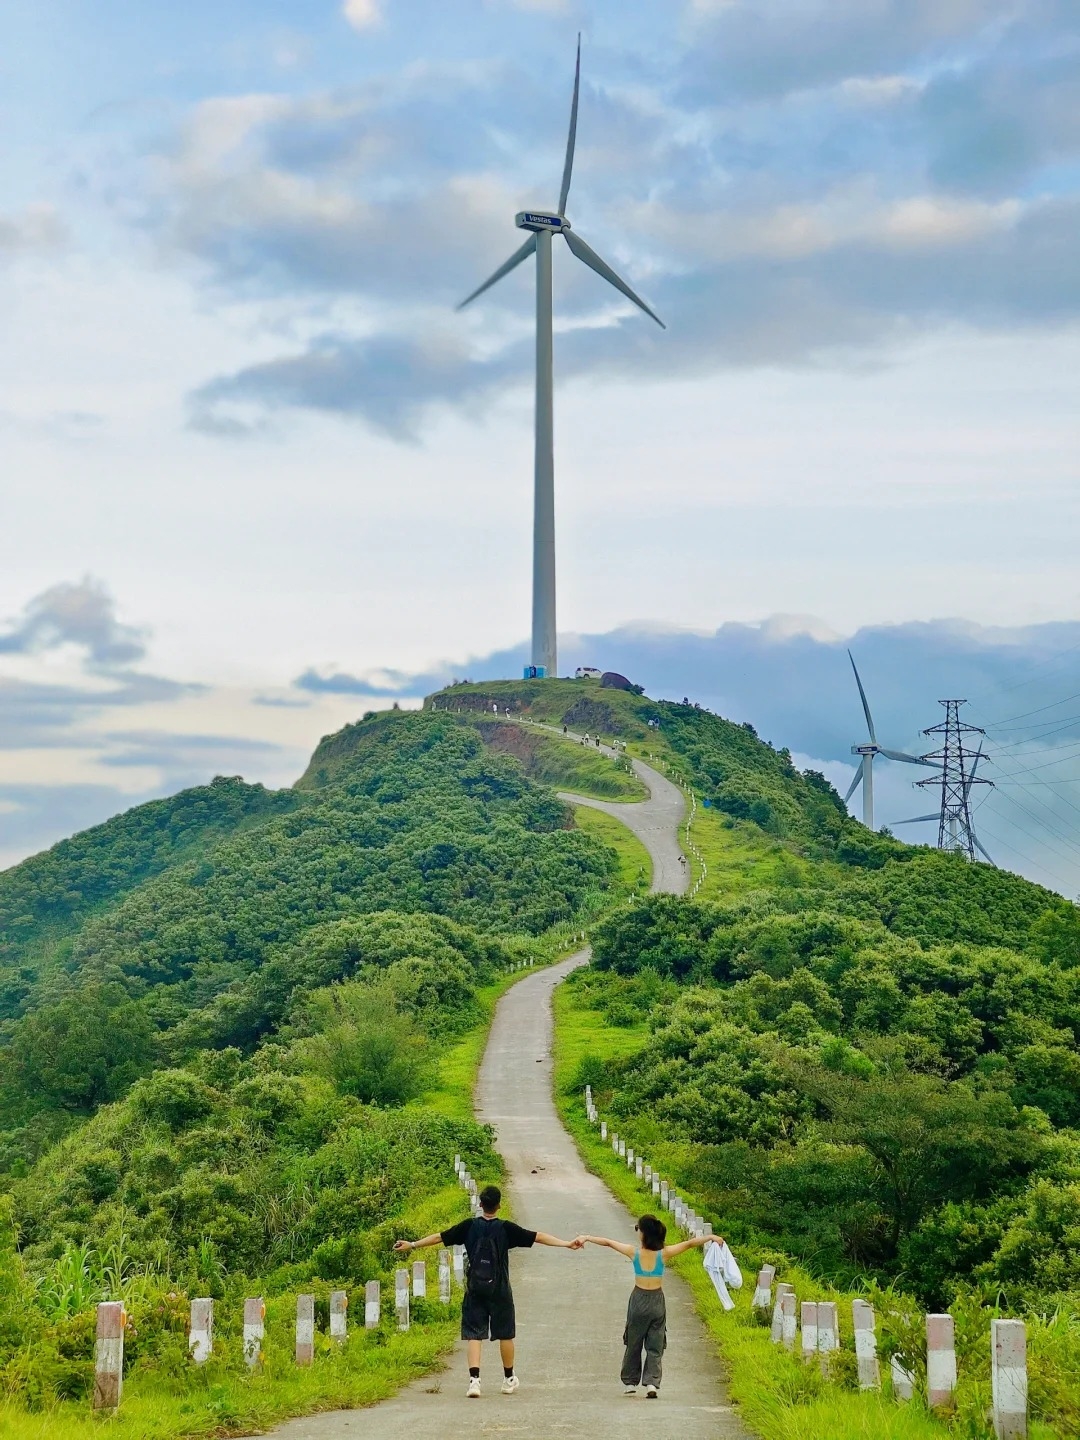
left=576, top=1215, right=716, bottom=1399
left=395, top=1185, right=582, bottom=1398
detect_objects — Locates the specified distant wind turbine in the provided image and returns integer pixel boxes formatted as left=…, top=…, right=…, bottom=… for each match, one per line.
left=844, top=651, right=935, bottom=830
left=458, top=36, right=664, bottom=679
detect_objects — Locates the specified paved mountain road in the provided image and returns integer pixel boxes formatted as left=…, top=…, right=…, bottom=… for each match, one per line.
left=265, top=754, right=748, bottom=1439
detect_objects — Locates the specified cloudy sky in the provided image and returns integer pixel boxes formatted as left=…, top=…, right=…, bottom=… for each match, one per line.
left=2, top=1, right=1079, bottom=885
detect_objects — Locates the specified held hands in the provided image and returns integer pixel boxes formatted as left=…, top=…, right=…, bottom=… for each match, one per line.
left=573, top=1235, right=589, bottom=1248
left=393, top=1239, right=412, bottom=1253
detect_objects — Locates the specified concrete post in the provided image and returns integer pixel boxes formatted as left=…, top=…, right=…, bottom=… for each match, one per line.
left=752, top=1265, right=775, bottom=1313
left=296, top=1294, right=315, bottom=1366
left=626, top=1146, right=634, bottom=1166
left=600, top=1121, right=607, bottom=1140
left=395, top=1268, right=410, bottom=1331
left=364, top=1280, right=381, bottom=1330
left=659, top=1181, right=668, bottom=1208
left=781, top=1291, right=797, bottom=1352
left=412, top=1259, right=426, bottom=1299
left=890, top=1354, right=915, bottom=1402
left=635, top=1157, right=644, bottom=1179
left=330, top=1290, right=347, bottom=1343
left=926, top=1314, right=957, bottom=1411
left=651, top=1175, right=660, bottom=1198
left=243, top=1298, right=265, bottom=1368
left=852, top=1300, right=880, bottom=1390
left=439, top=1249, right=451, bottom=1303
left=453, top=1245, right=465, bottom=1287
left=817, top=1301, right=839, bottom=1373
left=772, top=1283, right=794, bottom=1343
left=93, top=1302, right=125, bottom=1411
left=643, top=1164, right=652, bottom=1183
left=189, top=1298, right=213, bottom=1364
left=618, top=1139, right=626, bottom=1158
left=991, top=1319, right=1027, bottom=1438
left=800, top=1302, right=818, bottom=1361
left=454, top=1154, right=462, bottom=1175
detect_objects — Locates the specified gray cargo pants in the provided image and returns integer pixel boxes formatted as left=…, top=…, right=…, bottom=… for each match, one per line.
left=621, top=1287, right=667, bottom=1388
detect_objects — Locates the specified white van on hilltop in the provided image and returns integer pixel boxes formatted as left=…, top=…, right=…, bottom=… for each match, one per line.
left=575, top=666, right=603, bottom=680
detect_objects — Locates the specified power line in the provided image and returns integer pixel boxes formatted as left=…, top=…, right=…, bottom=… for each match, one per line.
left=973, top=816, right=1078, bottom=895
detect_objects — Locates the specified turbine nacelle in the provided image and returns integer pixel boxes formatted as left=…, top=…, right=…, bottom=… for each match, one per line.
left=516, top=212, right=569, bottom=233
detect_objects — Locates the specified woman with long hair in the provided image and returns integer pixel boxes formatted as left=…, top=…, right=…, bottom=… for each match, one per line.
left=576, top=1215, right=715, bottom=1398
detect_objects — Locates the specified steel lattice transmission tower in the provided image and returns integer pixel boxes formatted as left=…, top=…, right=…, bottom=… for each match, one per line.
left=915, top=700, right=994, bottom=862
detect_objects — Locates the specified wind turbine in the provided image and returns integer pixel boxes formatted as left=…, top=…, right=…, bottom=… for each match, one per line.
left=458, top=37, right=664, bottom=679
left=844, top=650, right=935, bottom=830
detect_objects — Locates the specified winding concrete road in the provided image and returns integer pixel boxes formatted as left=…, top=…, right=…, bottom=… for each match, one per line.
left=266, top=756, right=747, bottom=1439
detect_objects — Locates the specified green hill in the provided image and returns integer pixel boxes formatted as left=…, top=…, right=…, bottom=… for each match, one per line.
left=1, top=682, right=1077, bottom=1431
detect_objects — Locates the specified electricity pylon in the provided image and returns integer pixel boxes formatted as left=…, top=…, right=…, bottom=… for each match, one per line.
left=915, top=700, right=994, bottom=862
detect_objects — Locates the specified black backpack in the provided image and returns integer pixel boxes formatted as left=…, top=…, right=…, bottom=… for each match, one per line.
left=467, top=1219, right=501, bottom=1296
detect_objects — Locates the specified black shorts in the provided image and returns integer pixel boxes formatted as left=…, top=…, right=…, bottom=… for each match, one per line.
left=461, top=1286, right=516, bottom=1341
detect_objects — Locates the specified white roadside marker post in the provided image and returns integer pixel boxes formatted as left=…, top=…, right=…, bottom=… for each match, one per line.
left=296, top=1294, right=315, bottom=1366
left=651, top=1174, right=661, bottom=1198
left=364, top=1280, right=381, bottom=1330
left=817, top=1301, right=839, bottom=1374
left=396, top=1268, right=410, bottom=1331
left=991, top=1319, right=1028, bottom=1439
left=890, top=1354, right=915, bottom=1402
left=439, top=1249, right=452, bottom=1303
left=243, top=1298, right=265, bottom=1369
left=600, top=1121, right=607, bottom=1141
left=752, top=1265, right=775, bottom=1315
left=852, top=1300, right=880, bottom=1390
left=659, top=1181, right=668, bottom=1208
left=781, top=1291, right=797, bottom=1352
left=189, top=1298, right=213, bottom=1364
left=412, top=1259, right=427, bottom=1300
left=330, top=1290, right=348, bottom=1343
left=93, top=1302, right=125, bottom=1412
left=800, top=1302, right=818, bottom=1362
left=926, top=1314, right=958, bottom=1412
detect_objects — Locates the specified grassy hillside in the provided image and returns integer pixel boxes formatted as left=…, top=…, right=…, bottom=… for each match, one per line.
left=0, top=706, right=646, bottom=1431
left=521, top=686, right=1080, bottom=1436
left=0, top=778, right=298, bottom=1023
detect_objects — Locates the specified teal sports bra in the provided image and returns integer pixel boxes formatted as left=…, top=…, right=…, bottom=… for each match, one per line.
left=633, top=1248, right=664, bottom=1278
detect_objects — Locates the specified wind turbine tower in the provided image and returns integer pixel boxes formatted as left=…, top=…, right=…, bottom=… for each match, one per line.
left=844, top=651, right=934, bottom=830
left=458, top=39, right=664, bottom=679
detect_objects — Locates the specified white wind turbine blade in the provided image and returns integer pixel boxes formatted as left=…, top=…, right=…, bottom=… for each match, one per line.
left=847, top=650, right=877, bottom=744
left=880, top=748, right=936, bottom=766
left=973, top=835, right=995, bottom=865
left=964, top=740, right=985, bottom=795
left=457, top=234, right=537, bottom=310
left=558, top=35, right=581, bottom=217
left=843, top=760, right=864, bottom=804
left=891, top=813, right=940, bottom=826
left=563, top=229, right=666, bottom=328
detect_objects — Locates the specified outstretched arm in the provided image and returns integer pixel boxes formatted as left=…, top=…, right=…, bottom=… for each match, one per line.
left=577, top=1234, right=635, bottom=1259
left=663, top=1234, right=720, bottom=1260
left=393, top=1233, right=443, bottom=1253
left=534, top=1231, right=584, bottom=1249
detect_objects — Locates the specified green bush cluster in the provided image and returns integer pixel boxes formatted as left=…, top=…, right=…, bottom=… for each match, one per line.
left=0, top=715, right=616, bottom=1158
left=585, top=883, right=1080, bottom=1312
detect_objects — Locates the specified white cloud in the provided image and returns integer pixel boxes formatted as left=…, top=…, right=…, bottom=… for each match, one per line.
left=342, top=0, right=381, bottom=30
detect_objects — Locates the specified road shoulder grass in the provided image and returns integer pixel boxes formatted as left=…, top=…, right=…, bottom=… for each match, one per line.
left=550, top=978, right=948, bottom=1440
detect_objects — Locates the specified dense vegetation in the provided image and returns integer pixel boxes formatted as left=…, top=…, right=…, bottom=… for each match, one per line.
left=543, top=690, right=1080, bottom=1328
left=0, top=707, right=623, bottom=1419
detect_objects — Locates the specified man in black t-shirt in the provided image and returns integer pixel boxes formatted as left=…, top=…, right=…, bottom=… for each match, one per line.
left=394, top=1183, right=581, bottom=1397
